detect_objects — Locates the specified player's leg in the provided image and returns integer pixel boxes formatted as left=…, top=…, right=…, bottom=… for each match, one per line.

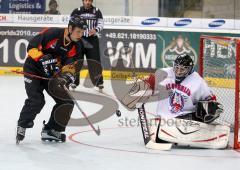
left=17, top=59, right=46, bottom=144
left=41, top=78, right=74, bottom=142
left=85, top=36, right=104, bottom=89
left=73, top=49, right=86, bottom=88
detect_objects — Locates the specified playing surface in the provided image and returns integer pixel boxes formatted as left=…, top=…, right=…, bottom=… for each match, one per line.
left=0, top=76, right=239, bottom=170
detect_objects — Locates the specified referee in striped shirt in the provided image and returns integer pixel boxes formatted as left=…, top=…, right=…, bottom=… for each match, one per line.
left=71, top=0, right=104, bottom=90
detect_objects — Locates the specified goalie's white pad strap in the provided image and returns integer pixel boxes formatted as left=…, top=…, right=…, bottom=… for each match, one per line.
left=157, top=118, right=230, bottom=149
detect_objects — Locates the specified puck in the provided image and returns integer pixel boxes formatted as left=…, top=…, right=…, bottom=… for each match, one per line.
left=116, top=110, right=121, bottom=117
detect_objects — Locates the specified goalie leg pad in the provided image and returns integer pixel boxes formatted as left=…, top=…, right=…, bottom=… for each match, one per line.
left=157, top=118, right=230, bottom=149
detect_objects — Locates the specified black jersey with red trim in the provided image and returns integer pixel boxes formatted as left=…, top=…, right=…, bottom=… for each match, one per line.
left=27, top=27, right=83, bottom=65
left=25, top=27, right=83, bottom=77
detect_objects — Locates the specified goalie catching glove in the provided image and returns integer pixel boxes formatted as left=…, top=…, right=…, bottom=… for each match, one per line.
left=196, top=101, right=224, bottom=123
left=120, top=74, right=155, bottom=110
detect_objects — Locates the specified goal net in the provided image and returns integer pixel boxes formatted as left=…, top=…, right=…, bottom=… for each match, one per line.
left=199, top=35, right=240, bottom=149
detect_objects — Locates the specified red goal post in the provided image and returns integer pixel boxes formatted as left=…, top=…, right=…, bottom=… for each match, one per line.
left=199, top=35, right=240, bottom=149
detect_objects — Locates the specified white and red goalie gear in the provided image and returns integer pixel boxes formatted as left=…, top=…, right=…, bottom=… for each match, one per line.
left=153, top=118, right=230, bottom=149
left=120, top=74, right=155, bottom=110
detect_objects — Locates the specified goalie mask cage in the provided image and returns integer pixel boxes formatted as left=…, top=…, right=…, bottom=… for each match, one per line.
left=199, top=35, right=240, bottom=149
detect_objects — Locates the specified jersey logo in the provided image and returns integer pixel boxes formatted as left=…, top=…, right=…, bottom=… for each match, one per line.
left=169, top=91, right=187, bottom=114
left=80, top=13, right=96, bottom=19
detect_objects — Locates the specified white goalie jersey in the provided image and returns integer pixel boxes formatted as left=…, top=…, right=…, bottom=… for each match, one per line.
left=156, top=67, right=214, bottom=119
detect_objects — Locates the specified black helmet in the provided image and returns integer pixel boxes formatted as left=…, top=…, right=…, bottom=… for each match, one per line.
left=68, top=15, right=88, bottom=30
left=174, top=54, right=194, bottom=84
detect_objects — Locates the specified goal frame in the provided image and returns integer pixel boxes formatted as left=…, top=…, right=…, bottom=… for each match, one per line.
left=199, top=35, right=240, bottom=149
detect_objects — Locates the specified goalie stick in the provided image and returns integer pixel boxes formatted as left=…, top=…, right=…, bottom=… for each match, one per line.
left=137, top=104, right=172, bottom=150
left=118, top=46, right=171, bottom=150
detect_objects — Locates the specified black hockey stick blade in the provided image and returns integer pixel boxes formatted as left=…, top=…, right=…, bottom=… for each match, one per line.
left=96, top=126, right=101, bottom=136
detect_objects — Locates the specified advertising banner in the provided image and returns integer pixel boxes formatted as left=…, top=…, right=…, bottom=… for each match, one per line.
left=167, top=18, right=202, bottom=28
left=132, top=17, right=167, bottom=27
left=103, top=16, right=133, bottom=26
left=0, top=26, right=158, bottom=74
left=0, top=0, right=46, bottom=14
left=235, top=19, right=240, bottom=30
left=202, top=19, right=235, bottom=29
left=0, top=26, right=240, bottom=76
left=0, top=26, right=41, bottom=67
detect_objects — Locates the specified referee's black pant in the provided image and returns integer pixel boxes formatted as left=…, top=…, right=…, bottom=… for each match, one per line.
left=77, top=36, right=103, bottom=87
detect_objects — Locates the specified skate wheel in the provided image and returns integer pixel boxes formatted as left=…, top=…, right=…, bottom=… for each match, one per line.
left=16, top=139, right=20, bottom=145
left=61, top=134, right=66, bottom=142
left=42, top=139, right=49, bottom=142
left=116, top=110, right=121, bottom=117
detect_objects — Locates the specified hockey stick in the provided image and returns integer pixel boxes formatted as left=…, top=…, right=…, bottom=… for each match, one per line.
left=0, top=67, right=101, bottom=135
left=118, top=46, right=171, bottom=149
left=137, top=104, right=172, bottom=150
left=0, top=67, right=51, bottom=80
left=63, top=85, right=101, bottom=136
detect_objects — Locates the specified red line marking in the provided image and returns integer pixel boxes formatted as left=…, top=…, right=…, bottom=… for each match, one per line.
left=192, top=134, right=227, bottom=143
left=68, top=127, right=240, bottom=158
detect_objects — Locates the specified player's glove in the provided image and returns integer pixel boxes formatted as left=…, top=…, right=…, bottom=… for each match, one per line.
left=57, top=72, right=76, bottom=88
left=70, top=72, right=80, bottom=89
left=196, top=101, right=223, bottom=123
left=40, top=54, right=59, bottom=77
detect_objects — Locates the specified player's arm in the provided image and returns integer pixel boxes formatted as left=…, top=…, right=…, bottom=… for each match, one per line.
left=120, top=67, right=170, bottom=110
left=194, top=77, right=223, bottom=123
left=27, top=28, right=49, bottom=62
left=27, top=28, right=57, bottom=62
left=60, top=43, right=84, bottom=88
left=95, top=8, right=104, bottom=33
left=70, top=8, right=79, bottom=17
left=28, top=28, right=60, bottom=77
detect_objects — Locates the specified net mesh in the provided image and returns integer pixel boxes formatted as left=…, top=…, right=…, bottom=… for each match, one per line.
left=201, top=36, right=240, bottom=148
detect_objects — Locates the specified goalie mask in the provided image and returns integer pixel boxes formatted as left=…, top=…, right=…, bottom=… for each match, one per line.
left=174, top=54, right=194, bottom=84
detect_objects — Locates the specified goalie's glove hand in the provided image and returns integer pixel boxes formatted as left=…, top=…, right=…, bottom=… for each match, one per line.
left=40, top=54, right=59, bottom=77
left=196, top=101, right=224, bottom=123
left=57, top=72, right=76, bottom=88
left=121, top=74, right=155, bottom=110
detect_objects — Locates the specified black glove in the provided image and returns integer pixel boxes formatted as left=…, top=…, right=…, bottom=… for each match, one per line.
left=71, top=72, right=80, bottom=89
left=58, top=72, right=76, bottom=88
left=40, top=54, right=59, bottom=77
